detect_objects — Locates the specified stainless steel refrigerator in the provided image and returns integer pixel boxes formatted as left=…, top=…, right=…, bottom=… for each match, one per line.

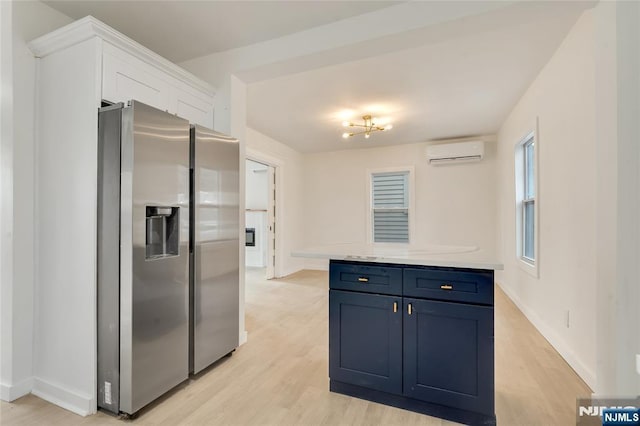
left=97, top=101, right=239, bottom=415
left=189, top=125, right=239, bottom=375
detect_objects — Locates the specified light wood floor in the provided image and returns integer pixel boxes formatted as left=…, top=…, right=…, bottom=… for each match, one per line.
left=0, top=269, right=591, bottom=425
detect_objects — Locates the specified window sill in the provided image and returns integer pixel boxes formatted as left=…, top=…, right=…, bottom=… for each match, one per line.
left=372, top=242, right=411, bottom=245
left=517, top=256, right=539, bottom=278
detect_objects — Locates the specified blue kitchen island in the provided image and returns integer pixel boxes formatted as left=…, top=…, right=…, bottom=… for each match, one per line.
left=293, top=244, right=503, bottom=426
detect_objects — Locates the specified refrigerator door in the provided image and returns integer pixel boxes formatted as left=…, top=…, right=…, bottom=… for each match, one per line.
left=190, top=125, right=240, bottom=374
left=120, top=101, right=190, bottom=414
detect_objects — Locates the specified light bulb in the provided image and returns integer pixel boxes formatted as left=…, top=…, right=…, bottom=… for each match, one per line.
left=342, top=121, right=351, bottom=127
left=385, top=124, right=393, bottom=130
left=365, top=133, right=370, bottom=139
left=342, top=132, right=350, bottom=139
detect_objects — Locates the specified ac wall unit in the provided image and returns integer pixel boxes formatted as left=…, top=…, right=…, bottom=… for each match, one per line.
left=426, top=141, right=484, bottom=164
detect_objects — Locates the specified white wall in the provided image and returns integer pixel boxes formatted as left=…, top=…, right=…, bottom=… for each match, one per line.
left=496, top=8, right=597, bottom=388
left=0, top=0, right=15, bottom=401
left=302, top=140, right=498, bottom=270
left=594, top=0, right=640, bottom=395
left=614, top=0, right=640, bottom=393
left=245, top=161, right=268, bottom=210
left=246, top=127, right=305, bottom=277
left=0, top=0, right=71, bottom=402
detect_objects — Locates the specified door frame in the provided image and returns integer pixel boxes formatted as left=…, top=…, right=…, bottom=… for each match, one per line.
left=246, top=148, right=282, bottom=278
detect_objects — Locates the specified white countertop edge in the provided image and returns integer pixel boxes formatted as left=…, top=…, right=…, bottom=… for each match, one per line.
left=291, top=250, right=504, bottom=271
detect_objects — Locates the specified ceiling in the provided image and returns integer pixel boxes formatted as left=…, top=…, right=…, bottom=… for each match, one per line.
left=245, top=1, right=592, bottom=153
left=43, top=1, right=400, bottom=63
left=44, top=0, right=593, bottom=154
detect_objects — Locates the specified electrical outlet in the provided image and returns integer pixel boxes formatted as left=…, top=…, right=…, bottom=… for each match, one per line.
left=636, top=354, right=640, bottom=376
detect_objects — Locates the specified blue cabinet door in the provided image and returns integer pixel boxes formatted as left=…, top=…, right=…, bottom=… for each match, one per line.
left=329, top=290, right=402, bottom=395
left=403, top=298, right=495, bottom=416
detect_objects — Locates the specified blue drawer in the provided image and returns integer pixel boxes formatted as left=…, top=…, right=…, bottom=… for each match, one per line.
left=330, top=261, right=402, bottom=296
left=403, top=267, right=493, bottom=305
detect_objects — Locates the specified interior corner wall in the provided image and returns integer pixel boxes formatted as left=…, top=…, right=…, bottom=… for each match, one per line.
left=635, top=0, right=640, bottom=387
left=594, top=0, right=640, bottom=396
left=1, top=0, right=72, bottom=402
left=245, top=127, right=305, bottom=277
left=301, top=140, right=498, bottom=271
left=613, top=0, right=640, bottom=394
left=495, top=8, right=596, bottom=389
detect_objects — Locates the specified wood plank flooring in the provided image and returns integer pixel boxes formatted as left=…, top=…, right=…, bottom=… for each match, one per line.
left=0, top=269, right=592, bottom=425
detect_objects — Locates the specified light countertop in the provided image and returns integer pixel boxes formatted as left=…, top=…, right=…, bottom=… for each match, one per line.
left=292, top=243, right=503, bottom=270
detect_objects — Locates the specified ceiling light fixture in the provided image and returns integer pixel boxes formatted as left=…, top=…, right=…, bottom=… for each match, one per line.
left=341, top=115, right=393, bottom=139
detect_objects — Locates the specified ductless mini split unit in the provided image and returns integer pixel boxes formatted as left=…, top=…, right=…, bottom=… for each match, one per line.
left=426, top=140, right=484, bottom=165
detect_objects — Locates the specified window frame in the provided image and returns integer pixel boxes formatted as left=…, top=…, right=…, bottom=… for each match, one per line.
left=522, top=138, right=535, bottom=264
left=514, top=121, right=540, bottom=278
left=366, top=166, right=415, bottom=245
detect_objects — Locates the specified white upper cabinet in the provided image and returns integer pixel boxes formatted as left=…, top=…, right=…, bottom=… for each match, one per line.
left=30, top=16, right=215, bottom=128
left=101, top=43, right=170, bottom=111
left=101, top=42, right=214, bottom=128
left=174, top=90, right=214, bottom=129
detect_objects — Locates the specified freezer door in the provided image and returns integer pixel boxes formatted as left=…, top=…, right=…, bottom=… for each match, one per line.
left=190, top=125, right=240, bottom=374
left=120, top=101, right=190, bottom=414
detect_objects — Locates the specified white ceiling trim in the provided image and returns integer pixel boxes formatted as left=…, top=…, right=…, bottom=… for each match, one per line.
left=29, top=15, right=215, bottom=96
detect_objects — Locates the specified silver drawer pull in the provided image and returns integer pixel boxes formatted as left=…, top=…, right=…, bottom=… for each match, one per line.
left=357, top=277, right=369, bottom=283
left=440, top=284, right=453, bottom=290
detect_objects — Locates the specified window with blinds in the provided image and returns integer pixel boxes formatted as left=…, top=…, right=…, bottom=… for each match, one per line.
left=371, top=171, right=409, bottom=243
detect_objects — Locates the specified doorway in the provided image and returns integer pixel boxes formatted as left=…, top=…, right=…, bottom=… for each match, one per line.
left=245, top=159, right=276, bottom=279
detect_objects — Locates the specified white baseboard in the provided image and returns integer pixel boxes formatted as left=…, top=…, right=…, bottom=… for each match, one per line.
left=279, top=265, right=304, bottom=277
left=303, top=258, right=329, bottom=271
left=0, top=376, right=33, bottom=401
left=305, top=267, right=329, bottom=271
left=32, top=377, right=95, bottom=417
left=497, top=282, right=597, bottom=390
left=239, top=330, right=248, bottom=345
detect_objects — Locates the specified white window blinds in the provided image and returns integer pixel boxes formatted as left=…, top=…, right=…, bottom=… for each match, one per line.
left=372, top=172, right=409, bottom=243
